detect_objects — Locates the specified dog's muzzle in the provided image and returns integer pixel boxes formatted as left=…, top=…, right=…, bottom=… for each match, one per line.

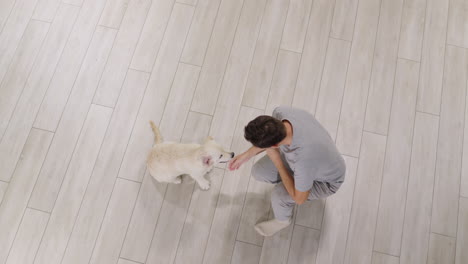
left=219, top=152, right=235, bottom=163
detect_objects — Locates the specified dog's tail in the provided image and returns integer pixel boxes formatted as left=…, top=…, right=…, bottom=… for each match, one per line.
left=149, top=121, right=162, bottom=144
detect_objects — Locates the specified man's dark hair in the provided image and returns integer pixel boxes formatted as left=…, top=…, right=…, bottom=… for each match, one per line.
left=244, top=115, right=286, bottom=148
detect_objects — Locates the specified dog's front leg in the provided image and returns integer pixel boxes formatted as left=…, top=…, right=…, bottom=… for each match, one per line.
left=192, top=173, right=210, bottom=190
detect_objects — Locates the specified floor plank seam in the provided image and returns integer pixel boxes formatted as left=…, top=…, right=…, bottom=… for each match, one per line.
left=416, top=110, right=439, bottom=117
left=372, top=250, right=400, bottom=258
left=329, top=36, right=352, bottom=43
left=446, top=43, right=468, bottom=50
left=26, top=206, right=51, bottom=215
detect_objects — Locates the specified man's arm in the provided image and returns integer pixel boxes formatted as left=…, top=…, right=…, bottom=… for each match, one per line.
left=266, top=148, right=309, bottom=205
left=229, top=146, right=265, bottom=170
left=247, top=145, right=265, bottom=156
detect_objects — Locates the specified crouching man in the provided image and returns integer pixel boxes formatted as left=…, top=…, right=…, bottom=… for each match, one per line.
left=228, top=106, right=346, bottom=236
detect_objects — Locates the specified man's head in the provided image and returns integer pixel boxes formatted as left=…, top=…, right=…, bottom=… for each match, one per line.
left=244, top=115, right=286, bottom=148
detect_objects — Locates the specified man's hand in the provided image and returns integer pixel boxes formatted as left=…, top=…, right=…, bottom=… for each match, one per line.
left=228, top=152, right=252, bottom=171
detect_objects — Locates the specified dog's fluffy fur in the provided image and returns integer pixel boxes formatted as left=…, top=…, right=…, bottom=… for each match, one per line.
left=146, top=121, right=234, bottom=190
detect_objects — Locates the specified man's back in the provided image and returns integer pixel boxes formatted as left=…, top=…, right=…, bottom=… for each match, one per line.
left=272, top=106, right=346, bottom=192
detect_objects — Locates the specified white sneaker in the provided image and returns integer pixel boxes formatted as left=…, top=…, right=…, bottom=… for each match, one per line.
left=254, top=218, right=291, bottom=236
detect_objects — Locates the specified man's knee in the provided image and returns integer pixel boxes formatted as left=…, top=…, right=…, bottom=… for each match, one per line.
left=251, top=162, right=261, bottom=180
left=271, top=183, right=295, bottom=207
left=251, top=162, right=270, bottom=182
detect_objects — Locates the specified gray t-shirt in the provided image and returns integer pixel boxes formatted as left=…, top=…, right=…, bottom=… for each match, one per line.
left=273, top=106, right=346, bottom=193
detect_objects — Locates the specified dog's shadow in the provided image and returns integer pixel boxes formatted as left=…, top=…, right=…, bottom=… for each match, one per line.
left=150, top=174, right=271, bottom=220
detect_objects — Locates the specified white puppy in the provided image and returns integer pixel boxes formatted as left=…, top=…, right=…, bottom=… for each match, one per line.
left=147, top=121, right=235, bottom=190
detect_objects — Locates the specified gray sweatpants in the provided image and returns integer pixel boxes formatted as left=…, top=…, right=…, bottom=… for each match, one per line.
left=252, top=155, right=341, bottom=221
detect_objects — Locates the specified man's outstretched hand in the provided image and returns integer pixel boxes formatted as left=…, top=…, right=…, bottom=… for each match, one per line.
left=228, top=152, right=252, bottom=171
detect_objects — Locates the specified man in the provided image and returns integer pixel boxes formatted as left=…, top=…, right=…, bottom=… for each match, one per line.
left=228, top=106, right=346, bottom=236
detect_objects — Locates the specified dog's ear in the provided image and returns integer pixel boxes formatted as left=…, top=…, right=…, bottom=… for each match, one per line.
left=202, top=155, right=213, bottom=167
left=204, top=136, right=214, bottom=144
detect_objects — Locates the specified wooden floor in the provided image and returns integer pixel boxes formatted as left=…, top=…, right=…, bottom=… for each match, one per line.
left=0, top=0, right=467, bottom=263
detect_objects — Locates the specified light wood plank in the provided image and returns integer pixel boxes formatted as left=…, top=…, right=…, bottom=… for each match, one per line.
left=98, top=0, right=130, bottom=29
left=92, top=0, right=151, bottom=107
left=0, top=20, right=49, bottom=137
left=400, top=112, right=439, bottom=264
left=316, top=156, right=359, bottom=264
left=431, top=45, right=467, bottom=237
left=335, top=0, right=381, bottom=157
left=292, top=0, right=335, bottom=114
left=265, top=50, right=301, bottom=115
left=29, top=26, right=117, bottom=212
left=33, top=105, right=113, bottom=264
left=455, top=197, right=468, bottom=264
left=231, top=241, right=262, bottom=264
left=295, top=200, right=324, bottom=231
left=33, top=0, right=113, bottom=131
left=416, top=0, right=449, bottom=115
left=344, top=132, right=386, bottom=264
left=373, top=59, right=419, bottom=255
left=181, top=112, right=213, bottom=144
left=5, top=209, right=49, bottom=264
left=0, top=0, right=16, bottom=32
left=0, top=0, right=41, bottom=86
left=330, top=0, right=359, bottom=41
left=202, top=106, right=264, bottom=264
left=158, top=63, right=201, bottom=142
left=190, top=0, right=245, bottom=115
left=63, top=0, right=83, bottom=6
left=371, top=252, right=399, bottom=264
left=0, top=4, right=79, bottom=182
left=144, top=65, right=203, bottom=264
left=364, top=0, right=404, bottom=135
left=447, top=0, right=468, bottom=48
left=199, top=0, right=266, bottom=151
left=178, top=0, right=197, bottom=5
left=119, top=173, right=168, bottom=263
left=258, top=210, right=296, bottom=264
left=130, top=0, right=176, bottom=71
left=89, top=179, right=140, bottom=264
left=241, top=0, right=289, bottom=109
left=280, top=0, right=313, bottom=53
left=0, top=129, right=53, bottom=263
left=456, top=197, right=468, bottom=264
left=173, top=169, right=223, bottom=264
left=145, top=181, right=196, bottom=264
left=0, top=181, right=7, bottom=204
left=60, top=70, right=149, bottom=264
left=461, top=69, right=468, bottom=198
left=427, top=233, right=456, bottom=264
left=287, top=225, right=320, bottom=264
left=237, top=153, right=272, bottom=246
left=32, top=0, right=62, bottom=22
left=398, top=0, right=426, bottom=61
left=179, top=0, right=221, bottom=66
left=315, top=37, right=351, bottom=140
left=119, top=3, right=194, bottom=182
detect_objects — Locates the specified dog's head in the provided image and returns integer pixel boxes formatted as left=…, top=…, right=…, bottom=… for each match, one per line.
left=201, top=136, right=235, bottom=167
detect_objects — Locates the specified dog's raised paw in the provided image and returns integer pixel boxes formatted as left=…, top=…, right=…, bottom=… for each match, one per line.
left=198, top=181, right=210, bottom=190
left=173, top=177, right=182, bottom=184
